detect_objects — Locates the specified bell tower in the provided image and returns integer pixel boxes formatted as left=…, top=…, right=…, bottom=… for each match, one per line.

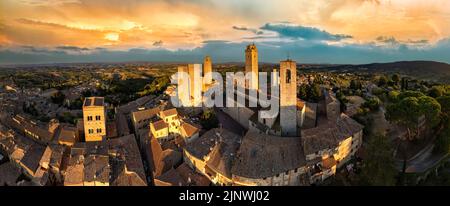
left=280, top=59, right=297, bottom=136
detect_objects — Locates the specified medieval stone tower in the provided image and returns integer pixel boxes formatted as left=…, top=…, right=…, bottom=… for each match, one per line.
left=203, top=56, right=212, bottom=85
left=177, top=65, right=190, bottom=106
left=245, top=43, right=258, bottom=91
left=280, top=59, right=297, bottom=136
left=188, top=64, right=202, bottom=107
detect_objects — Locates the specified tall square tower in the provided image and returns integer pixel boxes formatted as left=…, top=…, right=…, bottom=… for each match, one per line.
left=280, top=59, right=297, bottom=136
left=83, top=97, right=106, bottom=142
left=188, top=64, right=203, bottom=107
left=203, top=56, right=212, bottom=85
left=177, top=65, right=190, bottom=106
left=245, top=43, right=258, bottom=91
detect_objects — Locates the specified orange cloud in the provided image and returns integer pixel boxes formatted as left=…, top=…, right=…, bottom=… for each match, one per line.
left=0, top=0, right=449, bottom=49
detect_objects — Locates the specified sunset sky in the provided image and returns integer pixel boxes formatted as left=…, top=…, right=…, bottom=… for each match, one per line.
left=1, top=0, right=450, bottom=64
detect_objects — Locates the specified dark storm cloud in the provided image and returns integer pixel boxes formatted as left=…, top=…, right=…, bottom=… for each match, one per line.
left=232, top=26, right=264, bottom=35
left=2, top=36, right=450, bottom=65
left=152, top=40, right=163, bottom=47
left=56, top=46, right=90, bottom=51
left=260, top=23, right=353, bottom=41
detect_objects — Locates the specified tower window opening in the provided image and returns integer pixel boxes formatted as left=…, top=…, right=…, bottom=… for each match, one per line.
left=286, top=69, right=291, bottom=83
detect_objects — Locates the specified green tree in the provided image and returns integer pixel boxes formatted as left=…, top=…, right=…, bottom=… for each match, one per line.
left=359, top=134, right=397, bottom=186
left=437, top=95, right=450, bottom=118
left=386, top=94, right=441, bottom=140
left=401, top=77, right=408, bottom=90
left=350, top=79, right=361, bottom=90
left=386, top=97, right=421, bottom=140
left=388, top=90, right=400, bottom=102
left=308, top=83, right=322, bottom=102
left=428, top=86, right=445, bottom=98
left=363, top=97, right=381, bottom=111
left=392, top=74, right=400, bottom=85
left=200, top=109, right=219, bottom=130
left=51, top=90, right=65, bottom=105
left=378, top=75, right=388, bottom=87
left=397, top=90, right=424, bottom=100
left=298, top=84, right=308, bottom=100
left=417, top=96, right=441, bottom=129
left=434, top=122, right=450, bottom=154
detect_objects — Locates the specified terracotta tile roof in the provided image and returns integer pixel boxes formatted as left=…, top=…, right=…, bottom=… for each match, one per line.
left=185, top=128, right=240, bottom=161
left=132, top=107, right=160, bottom=122
left=160, top=108, right=178, bottom=118
left=83, top=155, right=110, bottom=184
left=0, top=162, right=21, bottom=186
left=57, top=126, right=77, bottom=145
left=151, top=120, right=168, bottom=131
left=297, top=99, right=306, bottom=110
left=231, top=131, right=306, bottom=179
left=322, top=156, right=337, bottom=169
left=64, top=158, right=84, bottom=186
left=175, top=162, right=210, bottom=186
left=301, top=113, right=363, bottom=155
left=154, top=149, right=182, bottom=177
left=154, top=168, right=186, bottom=186
left=181, top=122, right=199, bottom=137
left=112, top=168, right=147, bottom=186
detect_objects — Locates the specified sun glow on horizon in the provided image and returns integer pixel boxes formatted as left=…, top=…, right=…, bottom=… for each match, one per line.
left=104, top=33, right=119, bottom=42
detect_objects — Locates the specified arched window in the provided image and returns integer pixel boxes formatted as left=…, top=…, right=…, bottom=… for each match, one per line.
left=286, top=69, right=291, bottom=83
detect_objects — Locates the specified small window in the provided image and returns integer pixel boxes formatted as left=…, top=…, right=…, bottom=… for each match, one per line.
left=96, top=115, right=101, bottom=121
left=286, top=69, right=291, bottom=83
left=97, top=128, right=102, bottom=133
left=87, top=116, right=93, bottom=121
left=88, top=129, right=94, bottom=134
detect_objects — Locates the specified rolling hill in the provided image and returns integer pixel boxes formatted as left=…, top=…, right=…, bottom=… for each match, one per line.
left=318, top=61, right=450, bottom=83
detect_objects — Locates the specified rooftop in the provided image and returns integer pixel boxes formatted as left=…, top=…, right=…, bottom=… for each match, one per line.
left=175, top=162, right=210, bottom=186
left=185, top=128, right=241, bottom=161
left=107, top=134, right=147, bottom=185
left=151, top=120, right=168, bottom=131
left=57, top=126, right=77, bottom=145
left=111, top=165, right=147, bottom=186
left=83, top=97, right=104, bottom=107
left=160, top=108, right=178, bottom=118
left=84, top=154, right=110, bottom=184
left=64, top=156, right=84, bottom=186
left=231, top=131, right=306, bottom=179
left=65, top=134, right=147, bottom=186
left=132, top=107, right=160, bottom=122
left=154, top=168, right=186, bottom=186
left=154, top=149, right=182, bottom=177
left=301, top=113, right=364, bottom=155
left=9, top=115, right=53, bottom=142
left=297, top=99, right=306, bottom=110
left=181, top=122, right=199, bottom=137
left=20, top=144, right=46, bottom=175
left=0, top=162, right=21, bottom=186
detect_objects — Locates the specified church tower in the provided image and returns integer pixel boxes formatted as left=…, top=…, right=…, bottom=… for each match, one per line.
left=245, top=43, right=258, bottom=91
left=280, top=59, right=297, bottom=136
